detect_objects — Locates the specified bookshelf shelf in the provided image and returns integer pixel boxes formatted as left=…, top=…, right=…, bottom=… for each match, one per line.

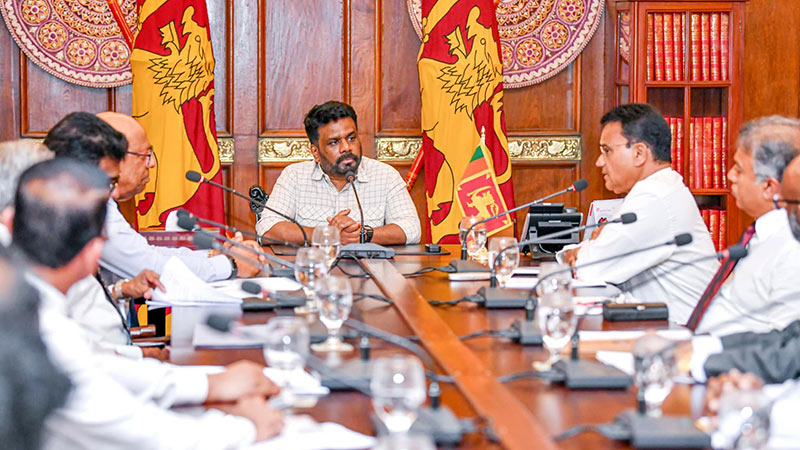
left=613, top=0, right=745, bottom=249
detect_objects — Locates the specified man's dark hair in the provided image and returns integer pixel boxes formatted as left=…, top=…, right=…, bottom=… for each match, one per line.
left=303, top=101, right=358, bottom=147
left=13, top=158, right=109, bottom=268
left=600, top=103, right=672, bottom=163
left=43, top=112, right=127, bottom=164
left=0, top=246, right=71, bottom=449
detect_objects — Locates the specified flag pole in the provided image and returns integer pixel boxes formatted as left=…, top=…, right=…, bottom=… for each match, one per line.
left=105, top=0, right=134, bottom=49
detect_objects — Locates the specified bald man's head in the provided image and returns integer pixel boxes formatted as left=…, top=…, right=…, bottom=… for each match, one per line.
left=781, top=156, right=800, bottom=241
left=97, top=112, right=154, bottom=201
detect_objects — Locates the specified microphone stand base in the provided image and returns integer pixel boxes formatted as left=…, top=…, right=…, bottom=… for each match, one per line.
left=614, top=409, right=711, bottom=449
left=340, top=243, right=396, bottom=259
left=370, top=405, right=470, bottom=446
left=511, top=318, right=543, bottom=345
left=479, top=287, right=531, bottom=309
left=447, top=259, right=490, bottom=273
left=317, top=355, right=372, bottom=392
left=552, top=359, right=632, bottom=390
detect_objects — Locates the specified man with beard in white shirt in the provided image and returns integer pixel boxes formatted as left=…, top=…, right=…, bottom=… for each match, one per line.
left=562, top=103, right=718, bottom=323
left=11, top=158, right=283, bottom=449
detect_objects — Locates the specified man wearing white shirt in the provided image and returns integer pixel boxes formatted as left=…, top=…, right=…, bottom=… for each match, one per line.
left=44, top=111, right=264, bottom=282
left=692, top=116, right=800, bottom=335
left=562, top=104, right=718, bottom=323
left=12, top=158, right=283, bottom=449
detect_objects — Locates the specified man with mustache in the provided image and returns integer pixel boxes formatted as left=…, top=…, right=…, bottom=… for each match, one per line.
left=256, top=101, right=421, bottom=245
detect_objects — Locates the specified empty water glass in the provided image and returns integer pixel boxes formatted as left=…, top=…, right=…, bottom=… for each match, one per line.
left=633, top=332, right=677, bottom=417
left=459, top=216, right=487, bottom=260
left=488, top=236, right=520, bottom=287
left=312, top=224, right=341, bottom=269
left=534, top=262, right=574, bottom=370
left=311, top=275, right=354, bottom=353
left=263, top=316, right=310, bottom=406
left=294, top=247, right=328, bottom=313
left=371, top=355, right=427, bottom=435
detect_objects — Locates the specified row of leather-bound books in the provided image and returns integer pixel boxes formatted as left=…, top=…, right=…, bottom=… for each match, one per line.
left=667, top=116, right=728, bottom=190
left=700, top=207, right=727, bottom=252
left=647, top=12, right=730, bottom=82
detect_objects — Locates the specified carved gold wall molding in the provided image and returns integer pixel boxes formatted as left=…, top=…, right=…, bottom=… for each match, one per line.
left=258, top=137, right=313, bottom=162
left=375, top=136, right=582, bottom=161
left=218, top=138, right=235, bottom=164
left=375, top=137, right=423, bottom=161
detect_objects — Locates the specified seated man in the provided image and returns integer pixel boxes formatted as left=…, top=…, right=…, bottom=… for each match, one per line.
left=683, top=155, right=800, bottom=385
left=690, top=116, right=800, bottom=335
left=13, top=158, right=282, bottom=448
left=256, top=101, right=421, bottom=245
left=562, top=104, right=718, bottom=323
left=44, top=111, right=264, bottom=282
left=0, top=246, right=71, bottom=450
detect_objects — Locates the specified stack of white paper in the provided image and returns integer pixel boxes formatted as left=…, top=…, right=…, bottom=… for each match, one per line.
left=147, top=257, right=242, bottom=307
left=209, top=277, right=303, bottom=299
left=250, top=415, right=376, bottom=450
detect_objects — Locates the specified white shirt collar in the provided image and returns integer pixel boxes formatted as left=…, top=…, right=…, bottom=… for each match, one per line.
left=0, top=222, right=9, bottom=247
left=754, top=208, right=788, bottom=241
left=24, top=271, right=68, bottom=315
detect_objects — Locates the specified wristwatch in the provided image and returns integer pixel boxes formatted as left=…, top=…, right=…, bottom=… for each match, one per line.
left=108, top=279, right=130, bottom=300
left=226, top=255, right=238, bottom=279
left=363, top=225, right=374, bottom=243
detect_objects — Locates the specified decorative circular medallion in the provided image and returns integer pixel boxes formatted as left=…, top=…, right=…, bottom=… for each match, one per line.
left=0, top=0, right=137, bottom=87
left=408, top=0, right=604, bottom=88
left=541, top=21, right=569, bottom=49
left=557, top=0, right=585, bottom=23
left=515, top=38, right=543, bottom=67
left=20, top=0, right=48, bottom=24
left=37, top=20, right=66, bottom=50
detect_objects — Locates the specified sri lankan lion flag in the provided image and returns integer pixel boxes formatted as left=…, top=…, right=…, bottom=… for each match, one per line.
left=130, top=0, right=225, bottom=228
left=418, top=0, right=515, bottom=243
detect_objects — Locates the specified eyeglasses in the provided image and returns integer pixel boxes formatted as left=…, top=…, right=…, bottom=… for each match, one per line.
left=127, top=148, right=154, bottom=164
left=109, top=176, right=120, bottom=193
left=772, top=194, right=800, bottom=210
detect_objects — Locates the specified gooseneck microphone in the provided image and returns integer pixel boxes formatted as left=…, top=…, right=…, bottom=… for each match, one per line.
left=488, top=212, right=638, bottom=287
left=176, top=209, right=299, bottom=249
left=345, top=171, right=366, bottom=244
left=460, top=178, right=589, bottom=260
left=185, top=170, right=309, bottom=246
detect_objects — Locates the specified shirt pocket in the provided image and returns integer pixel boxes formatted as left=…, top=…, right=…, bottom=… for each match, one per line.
left=297, top=205, right=334, bottom=228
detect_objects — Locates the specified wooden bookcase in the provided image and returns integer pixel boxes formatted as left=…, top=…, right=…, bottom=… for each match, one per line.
left=613, top=1, right=747, bottom=248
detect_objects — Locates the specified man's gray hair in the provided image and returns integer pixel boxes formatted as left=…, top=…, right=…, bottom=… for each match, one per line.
left=737, top=116, right=800, bottom=183
left=0, top=140, right=53, bottom=210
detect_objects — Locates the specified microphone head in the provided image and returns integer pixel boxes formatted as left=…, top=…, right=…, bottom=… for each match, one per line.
left=185, top=170, right=202, bottom=182
left=176, top=214, right=198, bottom=231
left=620, top=212, right=637, bottom=224
left=571, top=179, right=589, bottom=192
left=192, top=231, right=217, bottom=250
left=206, top=314, right=237, bottom=333
left=674, top=233, right=693, bottom=247
left=344, top=171, right=356, bottom=182
left=176, top=209, right=190, bottom=219
left=241, top=281, right=262, bottom=295
left=726, top=244, right=748, bottom=260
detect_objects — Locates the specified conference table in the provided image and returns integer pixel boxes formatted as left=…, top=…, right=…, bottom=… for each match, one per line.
left=169, top=245, right=704, bottom=450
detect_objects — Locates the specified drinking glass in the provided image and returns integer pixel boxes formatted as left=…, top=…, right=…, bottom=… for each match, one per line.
left=263, top=316, right=310, bottom=406
left=717, top=390, right=771, bottom=450
left=488, top=236, right=520, bottom=287
left=458, top=216, right=487, bottom=260
left=294, top=247, right=328, bottom=314
left=311, top=275, right=354, bottom=353
left=312, top=224, right=341, bottom=269
left=371, top=355, right=427, bottom=435
left=633, top=333, right=677, bottom=417
left=534, top=262, right=575, bottom=370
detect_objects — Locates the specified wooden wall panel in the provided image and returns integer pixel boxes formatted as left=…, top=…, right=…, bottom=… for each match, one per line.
left=378, top=0, right=422, bottom=136
left=259, top=0, right=346, bottom=135
left=208, top=0, right=232, bottom=135
left=20, top=59, right=111, bottom=135
left=503, top=63, right=580, bottom=132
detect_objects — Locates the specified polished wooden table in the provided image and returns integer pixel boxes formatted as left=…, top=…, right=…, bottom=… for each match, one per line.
left=171, top=245, right=703, bottom=449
